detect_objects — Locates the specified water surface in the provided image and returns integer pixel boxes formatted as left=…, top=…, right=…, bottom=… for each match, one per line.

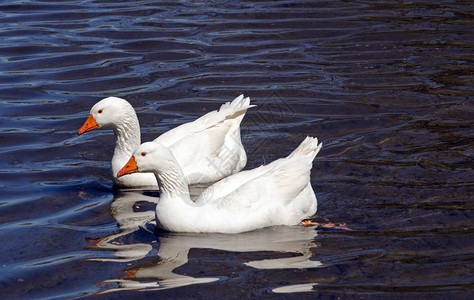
left=0, top=0, right=472, bottom=299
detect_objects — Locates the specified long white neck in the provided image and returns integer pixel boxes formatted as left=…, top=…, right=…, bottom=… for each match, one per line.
left=112, top=112, right=141, bottom=159
left=154, top=163, right=191, bottom=202
left=149, top=151, right=198, bottom=232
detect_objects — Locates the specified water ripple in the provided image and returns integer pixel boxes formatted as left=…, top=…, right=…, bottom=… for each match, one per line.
left=0, top=0, right=472, bottom=299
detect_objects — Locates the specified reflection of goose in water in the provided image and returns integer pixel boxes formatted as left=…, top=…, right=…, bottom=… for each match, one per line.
left=86, top=190, right=157, bottom=262
left=87, top=190, right=322, bottom=294
left=86, top=187, right=207, bottom=262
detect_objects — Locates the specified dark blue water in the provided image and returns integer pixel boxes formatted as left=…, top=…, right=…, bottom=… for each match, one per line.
left=0, top=1, right=472, bottom=299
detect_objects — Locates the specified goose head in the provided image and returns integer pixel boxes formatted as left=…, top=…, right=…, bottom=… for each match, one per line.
left=78, top=97, right=137, bottom=135
left=117, top=142, right=178, bottom=178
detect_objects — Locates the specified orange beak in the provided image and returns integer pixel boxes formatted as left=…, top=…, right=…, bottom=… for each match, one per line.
left=117, top=156, right=139, bottom=178
left=78, top=114, right=99, bottom=135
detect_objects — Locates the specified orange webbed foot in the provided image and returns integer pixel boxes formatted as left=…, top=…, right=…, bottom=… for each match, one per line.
left=301, top=219, right=353, bottom=231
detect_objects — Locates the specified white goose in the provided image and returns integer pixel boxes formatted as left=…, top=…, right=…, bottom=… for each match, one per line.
left=78, top=95, right=253, bottom=188
left=117, top=136, right=322, bottom=234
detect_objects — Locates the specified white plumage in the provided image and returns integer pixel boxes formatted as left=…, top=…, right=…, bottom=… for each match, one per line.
left=78, top=95, right=253, bottom=188
left=118, top=137, right=322, bottom=234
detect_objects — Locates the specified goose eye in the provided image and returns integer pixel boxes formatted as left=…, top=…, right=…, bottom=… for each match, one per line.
left=141, top=152, right=147, bottom=157
left=98, top=109, right=103, bottom=114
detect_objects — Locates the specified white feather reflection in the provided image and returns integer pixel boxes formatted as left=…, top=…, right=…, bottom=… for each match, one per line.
left=273, top=282, right=317, bottom=293
left=86, top=190, right=156, bottom=262
left=88, top=190, right=321, bottom=294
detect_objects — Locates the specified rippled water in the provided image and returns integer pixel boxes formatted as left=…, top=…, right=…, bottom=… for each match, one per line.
left=0, top=0, right=472, bottom=299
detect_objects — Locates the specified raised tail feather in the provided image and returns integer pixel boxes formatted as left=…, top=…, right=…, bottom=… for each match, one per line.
left=288, top=136, right=322, bottom=162
left=216, top=94, right=255, bottom=127
left=219, top=94, right=255, bottom=112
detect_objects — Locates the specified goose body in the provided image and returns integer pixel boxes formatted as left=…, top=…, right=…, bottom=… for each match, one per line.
left=78, top=95, right=253, bottom=188
left=118, top=137, right=322, bottom=234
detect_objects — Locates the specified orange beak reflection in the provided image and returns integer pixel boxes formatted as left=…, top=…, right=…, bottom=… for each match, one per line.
left=78, top=114, right=99, bottom=135
left=117, top=156, right=139, bottom=178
